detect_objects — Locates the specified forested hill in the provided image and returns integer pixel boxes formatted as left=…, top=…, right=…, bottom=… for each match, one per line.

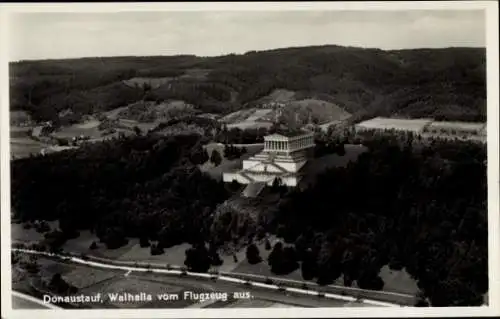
left=10, top=45, right=486, bottom=123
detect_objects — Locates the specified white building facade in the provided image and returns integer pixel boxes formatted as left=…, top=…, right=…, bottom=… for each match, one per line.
left=223, top=130, right=315, bottom=187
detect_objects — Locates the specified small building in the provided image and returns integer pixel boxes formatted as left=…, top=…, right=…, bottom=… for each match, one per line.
left=223, top=128, right=315, bottom=187
left=31, top=126, right=44, bottom=138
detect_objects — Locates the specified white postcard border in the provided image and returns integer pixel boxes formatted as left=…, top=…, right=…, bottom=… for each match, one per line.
left=1, top=1, right=498, bottom=318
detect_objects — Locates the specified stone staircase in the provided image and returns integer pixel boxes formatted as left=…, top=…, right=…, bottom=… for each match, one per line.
left=239, top=171, right=255, bottom=183
left=241, top=182, right=267, bottom=198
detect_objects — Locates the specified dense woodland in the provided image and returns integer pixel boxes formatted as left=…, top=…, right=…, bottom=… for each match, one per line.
left=10, top=45, right=485, bottom=123
left=11, top=133, right=229, bottom=248
left=269, top=136, right=487, bottom=307
left=11, top=129, right=487, bottom=306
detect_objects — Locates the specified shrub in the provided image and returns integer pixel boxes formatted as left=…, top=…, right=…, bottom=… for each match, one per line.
left=264, top=239, right=272, bottom=250
left=246, top=243, right=262, bottom=265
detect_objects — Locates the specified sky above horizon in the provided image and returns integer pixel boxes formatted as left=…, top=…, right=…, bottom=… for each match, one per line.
left=8, top=10, right=485, bottom=61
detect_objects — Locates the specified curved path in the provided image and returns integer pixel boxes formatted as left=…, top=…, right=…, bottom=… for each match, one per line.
left=12, top=248, right=405, bottom=308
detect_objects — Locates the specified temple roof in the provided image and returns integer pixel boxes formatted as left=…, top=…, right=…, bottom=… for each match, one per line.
left=267, top=128, right=313, bottom=138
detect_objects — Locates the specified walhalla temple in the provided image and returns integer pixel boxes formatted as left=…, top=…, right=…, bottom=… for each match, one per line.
left=222, top=128, right=315, bottom=189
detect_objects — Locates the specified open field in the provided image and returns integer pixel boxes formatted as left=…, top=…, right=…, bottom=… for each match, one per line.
left=11, top=221, right=59, bottom=243
left=116, top=241, right=192, bottom=265
left=10, top=126, right=31, bottom=138
left=265, top=89, right=296, bottom=102
left=37, top=259, right=76, bottom=278
left=355, top=117, right=433, bottom=133
left=378, top=266, right=418, bottom=295
left=12, top=294, right=53, bottom=309
left=426, top=121, right=486, bottom=132
left=227, top=121, right=273, bottom=130
left=221, top=108, right=274, bottom=130
left=319, top=120, right=343, bottom=132
left=11, top=136, right=78, bottom=159
left=285, top=99, right=352, bottom=123
left=52, top=120, right=103, bottom=140
left=10, top=110, right=32, bottom=125
left=355, top=117, right=487, bottom=143
left=240, top=98, right=352, bottom=127
left=103, top=105, right=130, bottom=120
left=221, top=108, right=260, bottom=124
left=50, top=118, right=156, bottom=143
left=231, top=236, right=303, bottom=280
left=179, top=68, right=212, bottom=80
left=63, top=266, right=118, bottom=289
left=123, top=77, right=172, bottom=89
left=117, top=119, right=159, bottom=132
left=10, top=137, right=48, bottom=158
left=116, top=100, right=195, bottom=124
left=63, top=230, right=99, bottom=253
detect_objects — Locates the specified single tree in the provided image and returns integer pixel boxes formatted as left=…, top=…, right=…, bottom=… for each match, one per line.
left=184, top=244, right=211, bottom=273
left=210, top=149, right=222, bottom=167
left=246, top=243, right=262, bottom=265
left=150, top=243, right=164, bottom=256
left=139, top=236, right=150, bottom=248
left=264, top=239, right=272, bottom=251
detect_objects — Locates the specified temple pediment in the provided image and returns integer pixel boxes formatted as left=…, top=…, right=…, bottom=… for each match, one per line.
left=265, top=133, right=289, bottom=139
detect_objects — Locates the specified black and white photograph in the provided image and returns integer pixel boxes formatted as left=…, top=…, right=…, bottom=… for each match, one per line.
left=1, top=2, right=499, bottom=318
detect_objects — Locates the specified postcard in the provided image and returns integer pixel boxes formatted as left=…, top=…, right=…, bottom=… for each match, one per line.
left=1, top=1, right=499, bottom=318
